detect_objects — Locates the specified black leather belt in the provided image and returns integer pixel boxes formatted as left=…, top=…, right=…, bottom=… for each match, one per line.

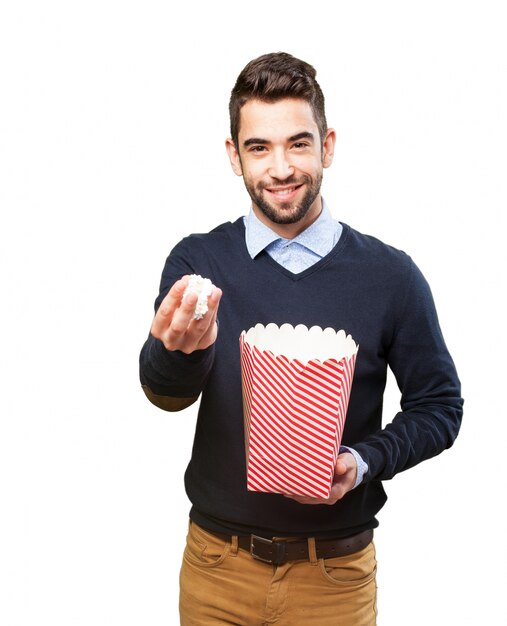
left=207, top=528, right=373, bottom=565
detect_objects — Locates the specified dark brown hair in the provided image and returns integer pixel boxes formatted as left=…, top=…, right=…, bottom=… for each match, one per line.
left=229, top=52, right=327, bottom=149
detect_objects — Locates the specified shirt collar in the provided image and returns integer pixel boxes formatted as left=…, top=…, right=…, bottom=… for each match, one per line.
left=244, top=198, right=336, bottom=259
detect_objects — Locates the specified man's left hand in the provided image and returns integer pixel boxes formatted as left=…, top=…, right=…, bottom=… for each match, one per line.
left=284, top=452, right=358, bottom=505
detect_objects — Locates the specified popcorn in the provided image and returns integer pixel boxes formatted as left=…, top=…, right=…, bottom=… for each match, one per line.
left=183, top=274, right=215, bottom=320
left=240, top=323, right=359, bottom=498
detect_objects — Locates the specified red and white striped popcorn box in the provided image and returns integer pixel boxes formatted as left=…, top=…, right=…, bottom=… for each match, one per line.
left=240, top=323, right=359, bottom=499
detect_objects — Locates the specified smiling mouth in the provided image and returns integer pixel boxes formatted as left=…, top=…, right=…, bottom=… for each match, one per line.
left=265, top=184, right=303, bottom=198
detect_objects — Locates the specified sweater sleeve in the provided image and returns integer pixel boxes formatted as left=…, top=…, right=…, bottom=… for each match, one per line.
left=139, top=238, right=216, bottom=410
left=354, top=259, right=464, bottom=481
left=139, top=336, right=215, bottom=398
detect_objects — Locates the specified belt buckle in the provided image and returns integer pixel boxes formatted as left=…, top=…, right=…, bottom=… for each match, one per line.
left=250, top=535, right=286, bottom=565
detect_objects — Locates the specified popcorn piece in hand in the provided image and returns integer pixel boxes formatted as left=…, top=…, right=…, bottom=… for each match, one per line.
left=183, top=274, right=215, bottom=320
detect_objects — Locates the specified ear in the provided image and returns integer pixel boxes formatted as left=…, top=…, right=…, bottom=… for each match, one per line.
left=225, top=138, right=243, bottom=176
left=321, top=128, right=336, bottom=168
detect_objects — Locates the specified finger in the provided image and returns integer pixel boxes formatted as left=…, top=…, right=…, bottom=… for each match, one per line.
left=166, top=291, right=200, bottom=338
left=335, top=459, right=348, bottom=476
left=189, top=285, right=222, bottom=322
left=194, top=287, right=222, bottom=348
left=161, top=276, right=192, bottom=314
left=176, top=285, right=222, bottom=338
left=207, top=285, right=222, bottom=311
left=335, top=451, right=356, bottom=476
left=151, top=276, right=191, bottom=337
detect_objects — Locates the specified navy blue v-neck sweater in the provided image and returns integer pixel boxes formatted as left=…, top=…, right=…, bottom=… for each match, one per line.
left=140, top=219, right=463, bottom=538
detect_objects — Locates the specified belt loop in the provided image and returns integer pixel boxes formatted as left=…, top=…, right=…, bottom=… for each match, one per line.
left=307, top=537, right=318, bottom=564
left=230, top=534, right=239, bottom=556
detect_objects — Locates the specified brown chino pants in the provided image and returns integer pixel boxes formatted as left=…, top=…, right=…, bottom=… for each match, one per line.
left=179, top=520, right=377, bottom=625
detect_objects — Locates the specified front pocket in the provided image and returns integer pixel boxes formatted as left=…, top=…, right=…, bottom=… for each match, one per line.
left=318, top=542, right=377, bottom=587
left=183, top=522, right=232, bottom=569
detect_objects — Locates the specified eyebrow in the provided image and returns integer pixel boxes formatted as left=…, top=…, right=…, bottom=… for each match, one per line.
left=242, top=131, right=315, bottom=148
left=289, top=131, right=314, bottom=143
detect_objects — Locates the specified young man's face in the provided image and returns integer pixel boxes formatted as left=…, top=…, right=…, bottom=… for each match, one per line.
left=226, top=98, right=335, bottom=238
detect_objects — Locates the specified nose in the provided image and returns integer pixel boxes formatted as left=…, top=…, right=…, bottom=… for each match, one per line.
left=267, top=148, right=294, bottom=180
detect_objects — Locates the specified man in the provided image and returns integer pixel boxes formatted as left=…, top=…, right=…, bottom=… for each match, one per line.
left=139, top=52, right=463, bottom=625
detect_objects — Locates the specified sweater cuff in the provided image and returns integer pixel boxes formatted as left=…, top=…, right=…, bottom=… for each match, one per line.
left=140, top=335, right=215, bottom=397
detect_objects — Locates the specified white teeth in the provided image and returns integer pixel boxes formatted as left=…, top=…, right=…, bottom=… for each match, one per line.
left=270, top=187, right=295, bottom=195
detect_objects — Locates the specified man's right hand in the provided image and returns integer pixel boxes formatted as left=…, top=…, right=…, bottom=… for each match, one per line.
left=150, top=276, right=222, bottom=354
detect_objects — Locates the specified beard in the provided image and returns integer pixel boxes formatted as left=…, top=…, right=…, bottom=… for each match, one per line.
left=243, top=171, right=323, bottom=225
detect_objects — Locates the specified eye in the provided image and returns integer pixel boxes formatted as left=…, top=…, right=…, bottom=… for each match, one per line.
left=292, top=142, right=309, bottom=150
left=249, top=145, right=267, bottom=153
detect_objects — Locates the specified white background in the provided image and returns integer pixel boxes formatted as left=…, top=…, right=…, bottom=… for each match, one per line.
left=1, top=1, right=506, bottom=624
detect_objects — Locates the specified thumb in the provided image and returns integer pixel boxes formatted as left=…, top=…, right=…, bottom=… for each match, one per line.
left=335, top=458, right=348, bottom=476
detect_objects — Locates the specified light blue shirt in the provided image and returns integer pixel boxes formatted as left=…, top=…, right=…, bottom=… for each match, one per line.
left=243, top=200, right=368, bottom=489
left=244, top=199, right=342, bottom=274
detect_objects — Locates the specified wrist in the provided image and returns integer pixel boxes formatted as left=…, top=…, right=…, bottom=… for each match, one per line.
left=339, top=446, right=369, bottom=488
